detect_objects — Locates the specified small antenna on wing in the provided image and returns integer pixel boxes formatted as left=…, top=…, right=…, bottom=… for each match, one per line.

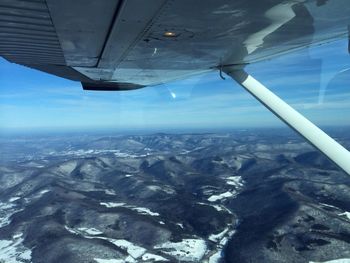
left=348, top=25, right=350, bottom=54
left=219, top=63, right=226, bottom=80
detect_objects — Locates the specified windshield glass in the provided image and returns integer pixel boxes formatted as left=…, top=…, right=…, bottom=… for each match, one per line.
left=0, top=39, right=349, bottom=263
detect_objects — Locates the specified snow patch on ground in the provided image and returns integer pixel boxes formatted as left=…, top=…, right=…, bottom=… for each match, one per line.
left=0, top=202, right=22, bottom=228
left=9, top=197, right=21, bottom=202
left=209, top=228, right=229, bottom=243
left=208, top=191, right=235, bottom=202
left=193, top=201, right=237, bottom=262
left=197, top=202, right=234, bottom=216
left=104, top=189, right=116, bottom=195
left=206, top=176, right=244, bottom=202
left=57, top=161, right=77, bottom=174
left=100, top=202, right=125, bottom=208
left=161, top=187, right=175, bottom=194
left=0, top=202, right=14, bottom=210
left=66, top=226, right=147, bottom=260
left=320, top=203, right=339, bottom=210
left=338, top=212, right=350, bottom=220
left=131, top=207, right=159, bottom=216
left=100, top=202, right=160, bottom=217
left=206, top=220, right=237, bottom=263
left=125, top=255, right=137, bottom=262
left=226, top=176, right=243, bottom=187
left=154, top=238, right=207, bottom=261
left=39, top=189, right=50, bottom=195
left=0, top=233, right=31, bottom=263
left=147, top=185, right=163, bottom=192
left=212, top=205, right=224, bottom=211
left=94, top=259, right=125, bottom=263
left=77, top=227, right=103, bottom=235
left=107, top=239, right=146, bottom=259
left=208, top=251, right=222, bottom=263
left=66, top=226, right=103, bottom=236
left=13, top=233, right=22, bottom=239
left=65, top=226, right=78, bottom=235
left=142, top=253, right=168, bottom=261
left=310, top=259, right=350, bottom=263
left=176, top=223, right=184, bottom=229
left=80, top=162, right=104, bottom=176
left=207, top=226, right=236, bottom=263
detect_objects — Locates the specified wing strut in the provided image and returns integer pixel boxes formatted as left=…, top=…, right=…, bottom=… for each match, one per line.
left=224, top=69, right=350, bottom=175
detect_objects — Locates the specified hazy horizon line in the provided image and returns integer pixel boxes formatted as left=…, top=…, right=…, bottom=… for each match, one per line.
left=1, top=125, right=349, bottom=137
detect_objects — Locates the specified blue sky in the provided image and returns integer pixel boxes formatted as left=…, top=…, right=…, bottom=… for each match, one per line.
left=1, top=39, right=350, bottom=133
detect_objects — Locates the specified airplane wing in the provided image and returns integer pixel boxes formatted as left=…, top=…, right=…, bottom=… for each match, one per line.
left=1, top=0, right=350, bottom=90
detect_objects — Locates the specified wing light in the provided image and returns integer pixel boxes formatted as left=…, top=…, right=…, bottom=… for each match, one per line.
left=163, top=31, right=177, bottom=37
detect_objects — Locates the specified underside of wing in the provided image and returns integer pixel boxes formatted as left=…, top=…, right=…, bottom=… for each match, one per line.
left=1, top=0, right=349, bottom=89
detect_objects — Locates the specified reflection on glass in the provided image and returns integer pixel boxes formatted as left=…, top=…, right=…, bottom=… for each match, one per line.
left=0, top=40, right=349, bottom=263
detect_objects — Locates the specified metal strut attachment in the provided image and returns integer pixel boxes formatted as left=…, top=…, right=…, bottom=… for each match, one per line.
left=224, top=69, right=350, bottom=175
